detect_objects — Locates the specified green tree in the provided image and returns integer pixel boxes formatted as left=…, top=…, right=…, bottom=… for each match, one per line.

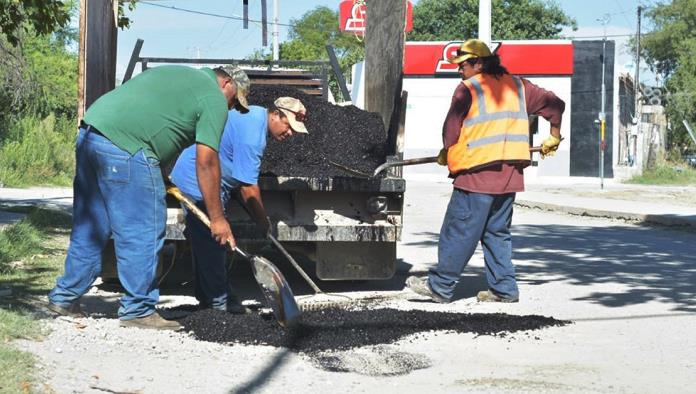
left=0, top=0, right=136, bottom=46
left=0, top=26, right=78, bottom=123
left=278, top=6, right=365, bottom=101
left=0, top=1, right=78, bottom=133
left=409, top=0, right=576, bottom=41
left=640, top=0, right=696, bottom=153
left=0, top=0, right=70, bottom=46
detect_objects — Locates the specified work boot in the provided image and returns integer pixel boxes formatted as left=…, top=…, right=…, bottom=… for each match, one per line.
left=119, top=312, right=182, bottom=331
left=226, top=295, right=251, bottom=315
left=405, top=276, right=450, bottom=304
left=476, top=290, right=519, bottom=303
left=46, top=300, right=87, bottom=318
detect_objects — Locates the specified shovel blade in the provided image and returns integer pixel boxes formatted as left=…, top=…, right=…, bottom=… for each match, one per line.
left=250, top=255, right=301, bottom=328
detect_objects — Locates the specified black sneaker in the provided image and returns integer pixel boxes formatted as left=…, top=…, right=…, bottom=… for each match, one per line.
left=405, top=276, right=450, bottom=304
left=476, top=290, right=519, bottom=303
left=46, top=300, right=87, bottom=318
left=199, top=295, right=251, bottom=315
left=226, top=302, right=251, bottom=315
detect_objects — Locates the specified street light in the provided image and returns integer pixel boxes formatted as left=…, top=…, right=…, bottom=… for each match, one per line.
left=597, top=13, right=610, bottom=190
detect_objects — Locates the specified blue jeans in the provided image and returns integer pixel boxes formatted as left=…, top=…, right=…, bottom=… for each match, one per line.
left=428, top=188, right=519, bottom=301
left=49, top=128, right=166, bottom=320
left=183, top=178, right=240, bottom=310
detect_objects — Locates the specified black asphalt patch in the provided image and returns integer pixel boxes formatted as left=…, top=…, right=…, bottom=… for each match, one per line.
left=180, top=307, right=570, bottom=353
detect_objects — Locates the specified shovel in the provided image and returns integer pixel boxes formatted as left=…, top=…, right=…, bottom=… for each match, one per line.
left=166, top=185, right=301, bottom=328
left=372, top=156, right=439, bottom=177
left=367, top=144, right=553, bottom=177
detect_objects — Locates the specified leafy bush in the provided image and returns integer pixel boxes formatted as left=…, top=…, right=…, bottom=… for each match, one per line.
left=0, top=114, right=76, bottom=187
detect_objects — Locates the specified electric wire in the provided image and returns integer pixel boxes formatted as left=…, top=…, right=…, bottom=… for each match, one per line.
left=138, top=1, right=295, bottom=27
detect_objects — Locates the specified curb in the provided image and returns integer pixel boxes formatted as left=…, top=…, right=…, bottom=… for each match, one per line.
left=515, top=200, right=696, bottom=229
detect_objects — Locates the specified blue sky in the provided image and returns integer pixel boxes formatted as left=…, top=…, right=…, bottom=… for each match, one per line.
left=115, top=0, right=656, bottom=82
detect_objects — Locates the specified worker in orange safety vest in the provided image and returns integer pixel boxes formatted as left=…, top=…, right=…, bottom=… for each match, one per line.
left=407, top=39, right=565, bottom=304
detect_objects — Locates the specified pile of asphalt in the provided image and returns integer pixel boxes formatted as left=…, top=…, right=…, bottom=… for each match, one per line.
left=248, top=85, right=388, bottom=178
left=180, top=307, right=569, bottom=353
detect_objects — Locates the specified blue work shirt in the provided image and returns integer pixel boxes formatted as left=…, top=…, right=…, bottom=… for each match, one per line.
left=170, top=106, right=268, bottom=201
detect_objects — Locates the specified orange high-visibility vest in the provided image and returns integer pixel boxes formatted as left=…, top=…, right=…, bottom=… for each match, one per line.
left=447, top=73, right=531, bottom=173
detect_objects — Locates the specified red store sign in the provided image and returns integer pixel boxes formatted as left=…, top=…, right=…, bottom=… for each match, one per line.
left=339, top=0, right=413, bottom=36
left=404, top=41, right=574, bottom=76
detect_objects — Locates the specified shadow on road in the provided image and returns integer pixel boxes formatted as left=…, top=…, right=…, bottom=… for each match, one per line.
left=512, top=223, right=696, bottom=312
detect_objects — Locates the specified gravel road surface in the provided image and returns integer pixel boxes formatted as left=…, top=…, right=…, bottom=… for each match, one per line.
left=14, top=180, right=696, bottom=393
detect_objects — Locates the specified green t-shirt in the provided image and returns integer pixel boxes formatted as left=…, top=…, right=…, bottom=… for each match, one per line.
left=84, top=66, right=228, bottom=163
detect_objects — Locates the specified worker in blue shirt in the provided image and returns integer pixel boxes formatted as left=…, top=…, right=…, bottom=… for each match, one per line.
left=170, top=97, right=308, bottom=313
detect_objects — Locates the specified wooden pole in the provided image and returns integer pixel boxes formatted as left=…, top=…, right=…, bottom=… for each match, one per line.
left=77, top=0, right=87, bottom=121
left=77, top=0, right=119, bottom=119
left=365, top=0, right=407, bottom=148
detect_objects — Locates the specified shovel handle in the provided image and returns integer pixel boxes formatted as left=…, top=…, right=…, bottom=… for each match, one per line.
left=373, top=156, right=439, bottom=176
left=397, top=156, right=440, bottom=166
left=166, top=185, right=240, bottom=254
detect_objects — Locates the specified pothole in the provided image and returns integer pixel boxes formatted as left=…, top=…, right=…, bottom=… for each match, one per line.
left=310, top=345, right=432, bottom=376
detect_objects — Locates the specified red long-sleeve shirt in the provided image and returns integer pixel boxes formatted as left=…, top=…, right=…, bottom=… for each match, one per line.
left=442, top=77, right=565, bottom=194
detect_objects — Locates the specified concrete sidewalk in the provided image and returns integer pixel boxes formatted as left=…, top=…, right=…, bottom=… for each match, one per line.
left=0, top=186, right=73, bottom=210
left=517, top=180, right=696, bottom=228
left=0, top=187, right=72, bottom=229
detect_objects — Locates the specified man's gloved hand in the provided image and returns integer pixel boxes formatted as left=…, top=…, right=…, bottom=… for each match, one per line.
left=437, top=148, right=448, bottom=166
left=540, top=135, right=562, bottom=159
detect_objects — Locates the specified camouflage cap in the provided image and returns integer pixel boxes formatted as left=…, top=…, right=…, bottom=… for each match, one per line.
left=223, top=66, right=250, bottom=112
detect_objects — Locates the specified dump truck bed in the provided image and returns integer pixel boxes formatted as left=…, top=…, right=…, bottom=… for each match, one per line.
left=165, top=173, right=405, bottom=280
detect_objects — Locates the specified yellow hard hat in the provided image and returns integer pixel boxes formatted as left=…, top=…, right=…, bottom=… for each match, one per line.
left=448, top=39, right=492, bottom=64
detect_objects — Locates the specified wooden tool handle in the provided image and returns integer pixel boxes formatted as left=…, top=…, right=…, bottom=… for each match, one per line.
left=166, top=185, right=239, bottom=254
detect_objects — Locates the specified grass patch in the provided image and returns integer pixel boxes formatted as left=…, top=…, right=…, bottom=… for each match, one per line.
left=0, top=221, right=43, bottom=268
left=0, top=308, right=43, bottom=341
left=626, top=162, right=696, bottom=185
left=0, top=114, right=76, bottom=187
left=0, top=210, right=70, bottom=393
left=0, top=208, right=69, bottom=292
left=0, top=345, right=36, bottom=394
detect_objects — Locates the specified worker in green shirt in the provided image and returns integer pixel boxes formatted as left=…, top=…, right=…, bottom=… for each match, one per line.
left=47, top=65, right=250, bottom=331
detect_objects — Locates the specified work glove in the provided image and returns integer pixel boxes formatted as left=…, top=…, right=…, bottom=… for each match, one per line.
left=437, top=148, right=448, bottom=166
left=540, top=135, right=562, bottom=159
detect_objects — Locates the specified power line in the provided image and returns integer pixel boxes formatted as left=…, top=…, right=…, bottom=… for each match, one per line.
left=565, top=33, right=636, bottom=39
left=611, top=0, right=634, bottom=27
left=138, top=1, right=295, bottom=28
left=136, top=2, right=641, bottom=41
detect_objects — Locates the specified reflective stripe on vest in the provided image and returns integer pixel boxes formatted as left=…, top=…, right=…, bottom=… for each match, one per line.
left=447, top=74, right=531, bottom=173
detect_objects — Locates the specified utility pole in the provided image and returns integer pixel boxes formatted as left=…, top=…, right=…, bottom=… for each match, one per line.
left=598, top=13, right=610, bottom=189
left=478, top=0, right=492, bottom=46
left=272, top=0, right=279, bottom=61
left=632, top=5, right=643, bottom=167
left=634, top=6, right=642, bottom=100
left=77, top=0, right=119, bottom=120
left=365, top=0, right=407, bottom=141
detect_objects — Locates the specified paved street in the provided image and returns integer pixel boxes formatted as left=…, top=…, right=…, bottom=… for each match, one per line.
left=9, top=179, right=696, bottom=393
